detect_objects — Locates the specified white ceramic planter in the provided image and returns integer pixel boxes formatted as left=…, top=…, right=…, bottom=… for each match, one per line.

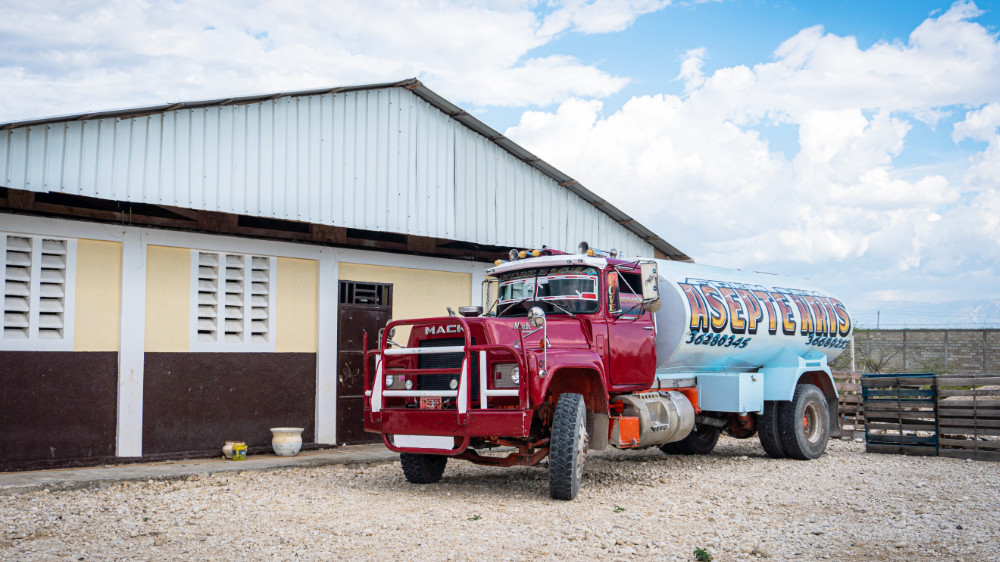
left=270, top=427, right=304, bottom=456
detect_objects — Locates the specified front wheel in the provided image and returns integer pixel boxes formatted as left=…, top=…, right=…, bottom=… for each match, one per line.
left=549, top=393, right=588, bottom=500
left=400, top=453, right=447, bottom=483
left=777, top=384, right=830, bottom=460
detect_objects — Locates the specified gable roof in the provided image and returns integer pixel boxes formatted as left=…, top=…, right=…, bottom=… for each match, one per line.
left=0, top=79, right=688, bottom=261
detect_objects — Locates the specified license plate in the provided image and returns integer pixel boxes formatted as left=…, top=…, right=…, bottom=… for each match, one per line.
left=419, top=396, right=442, bottom=409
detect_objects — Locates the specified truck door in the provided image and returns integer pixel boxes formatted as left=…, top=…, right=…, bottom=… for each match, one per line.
left=605, top=270, right=656, bottom=387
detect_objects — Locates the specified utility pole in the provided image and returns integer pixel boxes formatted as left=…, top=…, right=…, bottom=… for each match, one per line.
left=877, top=310, right=880, bottom=329
left=850, top=336, right=856, bottom=372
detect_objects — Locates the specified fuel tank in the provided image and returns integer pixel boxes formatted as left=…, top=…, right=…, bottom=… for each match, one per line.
left=651, top=260, right=853, bottom=373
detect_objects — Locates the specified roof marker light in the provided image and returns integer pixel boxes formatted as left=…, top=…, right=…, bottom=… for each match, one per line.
left=509, top=249, right=520, bottom=261
left=531, top=249, right=540, bottom=257
left=518, top=250, right=527, bottom=259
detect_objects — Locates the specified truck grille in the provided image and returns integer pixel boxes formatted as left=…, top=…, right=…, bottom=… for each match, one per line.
left=418, top=337, right=479, bottom=400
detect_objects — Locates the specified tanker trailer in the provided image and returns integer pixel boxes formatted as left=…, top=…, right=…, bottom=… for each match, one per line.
left=364, top=246, right=853, bottom=500
left=618, top=259, right=853, bottom=460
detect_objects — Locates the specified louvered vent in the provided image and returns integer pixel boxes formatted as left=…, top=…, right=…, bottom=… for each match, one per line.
left=250, top=257, right=270, bottom=343
left=37, top=239, right=67, bottom=339
left=3, top=235, right=69, bottom=342
left=195, top=251, right=271, bottom=345
left=197, top=252, right=219, bottom=342
left=3, top=236, right=32, bottom=339
left=223, top=254, right=245, bottom=342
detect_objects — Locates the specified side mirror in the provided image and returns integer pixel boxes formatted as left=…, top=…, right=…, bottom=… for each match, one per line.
left=528, top=306, right=546, bottom=328
left=639, top=261, right=662, bottom=312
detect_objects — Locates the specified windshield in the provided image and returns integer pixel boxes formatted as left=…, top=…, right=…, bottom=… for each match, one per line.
left=493, top=266, right=600, bottom=316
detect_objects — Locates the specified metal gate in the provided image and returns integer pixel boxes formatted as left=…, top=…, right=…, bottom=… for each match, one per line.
left=337, top=281, right=392, bottom=444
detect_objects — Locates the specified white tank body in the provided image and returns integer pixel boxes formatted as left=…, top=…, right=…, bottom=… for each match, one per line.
left=651, top=260, right=853, bottom=373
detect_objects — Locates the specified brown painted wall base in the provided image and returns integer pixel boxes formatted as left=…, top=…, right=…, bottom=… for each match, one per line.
left=142, top=353, right=316, bottom=455
left=0, top=352, right=118, bottom=470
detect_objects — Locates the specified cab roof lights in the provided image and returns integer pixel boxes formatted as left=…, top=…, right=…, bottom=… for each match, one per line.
left=492, top=242, right=619, bottom=267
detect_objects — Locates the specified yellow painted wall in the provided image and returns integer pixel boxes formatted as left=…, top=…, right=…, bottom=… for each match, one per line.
left=338, top=263, right=472, bottom=340
left=145, top=245, right=191, bottom=352
left=73, top=239, right=122, bottom=351
left=276, top=257, right=318, bottom=353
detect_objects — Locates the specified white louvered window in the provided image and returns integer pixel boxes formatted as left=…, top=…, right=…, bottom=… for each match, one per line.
left=192, top=250, right=274, bottom=351
left=1, top=233, right=76, bottom=349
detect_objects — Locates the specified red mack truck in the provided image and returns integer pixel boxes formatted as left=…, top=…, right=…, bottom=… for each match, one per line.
left=364, top=243, right=853, bottom=500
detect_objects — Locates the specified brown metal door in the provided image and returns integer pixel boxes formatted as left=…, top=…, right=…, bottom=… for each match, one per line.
left=337, top=281, right=392, bottom=444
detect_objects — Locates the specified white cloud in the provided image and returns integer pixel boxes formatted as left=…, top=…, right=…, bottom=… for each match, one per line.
left=540, top=0, right=671, bottom=35
left=953, top=102, right=1000, bottom=142
left=678, top=48, right=707, bottom=92
left=506, top=1, right=1000, bottom=309
left=0, top=0, right=669, bottom=122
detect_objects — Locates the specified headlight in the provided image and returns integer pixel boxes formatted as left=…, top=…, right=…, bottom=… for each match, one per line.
left=385, top=374, right=394, bottom=387
left=405, top=379, right=413, bottom=390
left=493, top=363, right=519, bottom=388
left=449, top=378, right=459, bottom=390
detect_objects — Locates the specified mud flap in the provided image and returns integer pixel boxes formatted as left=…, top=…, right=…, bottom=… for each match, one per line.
left=587, top=411, right=609, bottom=451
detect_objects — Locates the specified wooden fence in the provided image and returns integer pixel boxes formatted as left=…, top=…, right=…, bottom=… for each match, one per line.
left=833, top=371, right=864, bottom=439
left=937, top=375, right=1000, bottom=461
left=859, top=373, right=1000, bottom=462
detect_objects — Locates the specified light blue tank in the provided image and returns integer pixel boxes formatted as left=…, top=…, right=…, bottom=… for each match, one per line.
left=652, top=260, right=852, bottom=375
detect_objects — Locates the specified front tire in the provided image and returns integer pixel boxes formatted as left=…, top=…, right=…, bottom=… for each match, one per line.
left=549, top=393, right=588, bottom=500
left=777, top=384, right=830, bottom=460
left=669, top=425, right=721, bottom=455
left=400, top=453, right=447, bottom=484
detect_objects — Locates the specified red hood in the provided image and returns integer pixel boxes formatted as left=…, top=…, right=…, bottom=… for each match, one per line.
left=406, top=315, right=594, bottom=350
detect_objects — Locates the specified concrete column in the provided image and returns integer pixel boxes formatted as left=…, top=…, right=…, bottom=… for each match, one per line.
left=314, top=249, right=339, bottom=445
left=116, top=228, right=147, bottom=457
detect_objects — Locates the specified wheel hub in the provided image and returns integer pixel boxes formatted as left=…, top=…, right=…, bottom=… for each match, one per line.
left=803, top=401, right=823, bottom=443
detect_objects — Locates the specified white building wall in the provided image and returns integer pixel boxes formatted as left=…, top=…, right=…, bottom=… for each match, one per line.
left=1, top=88, right=654, bottom=257
left=0, top=211, right=486, bottom=454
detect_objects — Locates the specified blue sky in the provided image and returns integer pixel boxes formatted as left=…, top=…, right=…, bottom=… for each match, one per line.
left=2, top=0, right=999, bottom=328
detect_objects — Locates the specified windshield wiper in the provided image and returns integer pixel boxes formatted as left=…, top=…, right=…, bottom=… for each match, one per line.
left=542, top=299, right=576, bottom=318
left=496, top=297, right=531, bottom=317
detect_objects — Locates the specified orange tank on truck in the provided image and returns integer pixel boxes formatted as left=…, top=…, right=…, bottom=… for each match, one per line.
left=363, top=243, right=852, bottom=500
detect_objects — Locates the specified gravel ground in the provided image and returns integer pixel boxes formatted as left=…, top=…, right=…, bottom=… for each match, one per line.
left=2, top=438, right=997, bottom=561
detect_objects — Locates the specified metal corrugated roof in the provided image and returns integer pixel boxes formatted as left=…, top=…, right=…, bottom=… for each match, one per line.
left=0, top=78, right=688, bottom=260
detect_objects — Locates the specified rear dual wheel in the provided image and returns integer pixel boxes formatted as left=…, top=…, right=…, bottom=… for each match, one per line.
left=778, top=384, right=830, bottom=460
left=660, top=425, right=721, bottom=455
left=758, top=384, right=830, bottom=460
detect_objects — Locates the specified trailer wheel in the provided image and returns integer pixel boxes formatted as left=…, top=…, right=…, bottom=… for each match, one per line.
left=670, top=425, right=721, bottom=455
left=777, top=384, right=830, bottom=460
left=400, top=453, right=448, bottom=484
left=549, top=393, right=588, bottom=500
left=758, top=401, right=787, bottom=458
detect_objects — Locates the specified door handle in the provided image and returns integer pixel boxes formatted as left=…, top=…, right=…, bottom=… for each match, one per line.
left=643, top=326, right=655, bottom=330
